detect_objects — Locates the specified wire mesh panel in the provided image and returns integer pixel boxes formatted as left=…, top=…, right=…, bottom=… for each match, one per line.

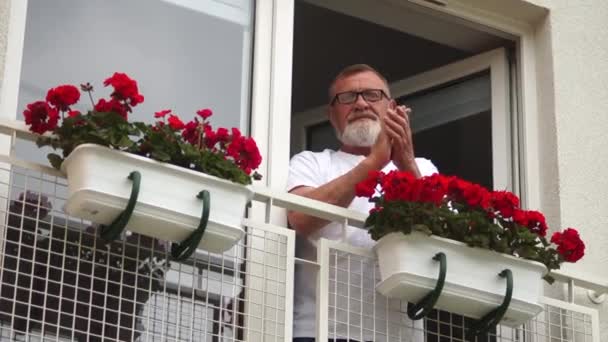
left=0, top=164, right=295, bottom=341
left=317, top=239, right=600, bottom=342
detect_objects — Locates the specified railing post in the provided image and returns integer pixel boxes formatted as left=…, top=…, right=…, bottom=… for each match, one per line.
left=316, top=238, right=330, bottom=341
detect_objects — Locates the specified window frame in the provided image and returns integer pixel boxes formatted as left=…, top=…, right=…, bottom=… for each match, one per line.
left=285, top=0, right=542, bottom=210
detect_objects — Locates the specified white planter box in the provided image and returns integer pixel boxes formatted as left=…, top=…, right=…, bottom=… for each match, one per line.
left=374, top=232, right=546, bottom=327
left=61, top=144, right=253, bottom=253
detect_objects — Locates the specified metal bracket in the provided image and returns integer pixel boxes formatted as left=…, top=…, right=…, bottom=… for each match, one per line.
left=407, top=252, right=447, bottom=320
left=467, top=269, right=513, bottom=339
left=99, top=171, right=141, bottom=241
left=171, top=190, right=211, bottom=261
left=588, top=290, right=606, bottom=304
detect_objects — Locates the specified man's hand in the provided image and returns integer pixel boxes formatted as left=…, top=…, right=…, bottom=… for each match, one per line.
left=367, top=125, right=391, bottom=170
left=384, top=105, right=421, bottom=177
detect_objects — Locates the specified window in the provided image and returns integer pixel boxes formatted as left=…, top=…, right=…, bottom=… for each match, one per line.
left=12, top=0, right=254, bottom=166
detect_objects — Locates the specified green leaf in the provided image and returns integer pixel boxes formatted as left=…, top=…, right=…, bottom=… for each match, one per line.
left=150, top=150, right=171, bottom=162
left=412, top=224, right=432, bottom=235
left=117, top=135, right=134, bottom=148
left=516, top=246, right=539, bottom=259
left=47, top=153, right=64, bottom=170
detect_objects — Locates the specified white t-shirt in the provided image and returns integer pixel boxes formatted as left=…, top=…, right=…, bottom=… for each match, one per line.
left=287, top=149, right=438, bottom=339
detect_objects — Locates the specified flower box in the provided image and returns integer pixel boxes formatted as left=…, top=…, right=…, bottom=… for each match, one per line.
left=374, top=231, right=547, bottom=327
left=61, top=144, right=253, bottom=253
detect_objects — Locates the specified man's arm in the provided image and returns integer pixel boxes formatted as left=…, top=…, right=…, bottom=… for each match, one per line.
left=288, top=157, right=383, bottom=237
left=287, top=133, right=391, bottom=237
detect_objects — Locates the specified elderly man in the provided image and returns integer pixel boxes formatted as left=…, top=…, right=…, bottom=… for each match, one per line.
left=287, top=64, right=438, bottom=341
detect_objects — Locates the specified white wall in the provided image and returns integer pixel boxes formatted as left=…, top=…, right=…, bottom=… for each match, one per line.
left=525, top=0, right=608, bottom=338
left=0, top=0, right=10, bottom=93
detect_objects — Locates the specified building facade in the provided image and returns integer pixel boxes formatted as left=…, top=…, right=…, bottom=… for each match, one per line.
left=0, top=0, right=607, bottom=340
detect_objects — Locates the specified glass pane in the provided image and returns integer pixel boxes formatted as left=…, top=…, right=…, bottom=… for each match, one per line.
left=15, top=0, right=254, bottom=165
left=399, top=72, right=493, bottom=189
left=306, top=121, right=340, bottom=153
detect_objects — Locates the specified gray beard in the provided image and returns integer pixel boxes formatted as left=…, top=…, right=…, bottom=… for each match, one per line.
left=338, top=119, right=381, bottom=147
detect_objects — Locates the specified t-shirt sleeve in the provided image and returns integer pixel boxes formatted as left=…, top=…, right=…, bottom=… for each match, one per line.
left=416, top=157, right=439, bottom=176
left=287, top=151, right=325, bottom=192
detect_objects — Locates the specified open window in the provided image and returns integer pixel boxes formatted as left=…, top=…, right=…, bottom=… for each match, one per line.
left=290, top=1, right=520, bottom=340
left=291, top=0, right=517, bottom=191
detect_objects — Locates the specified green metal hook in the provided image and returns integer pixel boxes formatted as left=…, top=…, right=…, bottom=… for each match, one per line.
left=467, top=269, right=513, bottom=340
left=99, top=171, right=141, bottom=241
left=407, top=252, right=447, bottom=320
left=171, top=190, right=211, bottom=261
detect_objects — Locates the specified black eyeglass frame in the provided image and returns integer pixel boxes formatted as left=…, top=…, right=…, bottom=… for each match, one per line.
left=330, top=89, right=389, bottom=105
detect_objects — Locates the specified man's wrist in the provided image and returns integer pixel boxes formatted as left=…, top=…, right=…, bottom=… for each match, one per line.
left=363, top=155, right=386, bottom=171
left=394, top=157, right=419, bottom=174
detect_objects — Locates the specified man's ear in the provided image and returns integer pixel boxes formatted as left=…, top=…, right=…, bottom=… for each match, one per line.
left=389, top=99, right=397, bottom=110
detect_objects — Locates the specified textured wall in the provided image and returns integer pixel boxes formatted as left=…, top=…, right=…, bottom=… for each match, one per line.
left=0, top=0, right=10, bottom=91
left=526, top=0, right=608, bottom=338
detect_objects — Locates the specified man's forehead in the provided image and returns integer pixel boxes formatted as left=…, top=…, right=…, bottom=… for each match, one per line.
left=333, top=71, right=388, bottom=91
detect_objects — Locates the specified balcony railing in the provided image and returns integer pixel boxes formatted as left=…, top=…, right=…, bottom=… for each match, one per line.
left=0, top=119, right=606, bottom=341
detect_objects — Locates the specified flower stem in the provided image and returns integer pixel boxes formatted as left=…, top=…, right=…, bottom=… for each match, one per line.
left=87, top=90, right=95, bottom=107
left=197, top=123, right=203, bottom=150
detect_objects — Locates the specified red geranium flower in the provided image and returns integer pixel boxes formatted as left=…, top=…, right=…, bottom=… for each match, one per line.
left=154, top=109, right=172, bottom=118
left=204, top=125, right=218, bottom=149
left=46, top=85, right=80, bottom=111
left=225, top=133, right=261, bottom=174
left=551, top=228, right=585, bottom=262
left=167, top=114, right=185, bottom=130
left=355, top=171, right=382, bottom=198
left=182, top=120, right=200, bottom=145
left=103, top=72, right=144, bottom=106
left=419, top=173, right=449, bottom=206
left=382, top=170, right=417, bottom=201
left=196, top=108, right=213, bottom=119
left=23, top=101, right=59, bottom=134
left=216, top=127, right=230, bottom=144
left=94, top=98, right=128, bottom=119
left=514, top=209, right=548, bottom=236
left=491, top=191, right=520, bottom=218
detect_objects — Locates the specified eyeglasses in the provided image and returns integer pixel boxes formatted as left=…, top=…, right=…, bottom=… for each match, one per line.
left=331, top=89, right=388, bottom=105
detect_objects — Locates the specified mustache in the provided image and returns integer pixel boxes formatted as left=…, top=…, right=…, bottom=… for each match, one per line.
left=347, top=111, right=378, bottom=123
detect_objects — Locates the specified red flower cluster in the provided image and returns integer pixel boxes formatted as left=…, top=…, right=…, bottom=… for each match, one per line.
left=23, top=84, right=79, bottom=134
left=94, top=72, right=145, bottom=119
left=94, top=98, right=128, bottom=119
left=226, top=128, right=262, bottom=175
left=23, top=73, right=146, bottom=132
left=551, top=228, right=585, bottom=262
left=23, top=72, right=263, bottom=185
left=356, top=171, right=585, bottom=264
left=103, top=72, right=144, bottom=106
left=46, top=85, right=80, bottom=111
left=23, top=101, right=59, bottom=134
left=513, top=209, right=548, bottom=237
left=157, top=109, right=262, bottom=175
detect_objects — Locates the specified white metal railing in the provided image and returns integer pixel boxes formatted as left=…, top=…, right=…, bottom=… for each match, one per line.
left=0, top=119, right=606, bottom=341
